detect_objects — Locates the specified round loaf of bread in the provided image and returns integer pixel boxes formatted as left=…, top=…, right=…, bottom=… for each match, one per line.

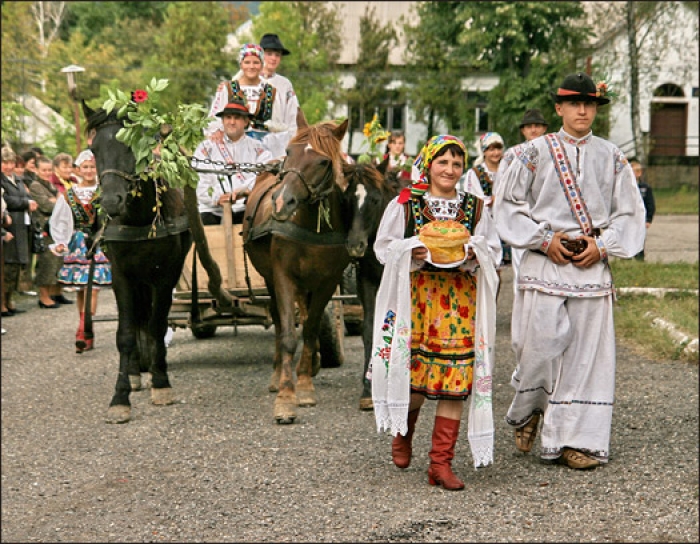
left=418, top=220, right=470, bottom=264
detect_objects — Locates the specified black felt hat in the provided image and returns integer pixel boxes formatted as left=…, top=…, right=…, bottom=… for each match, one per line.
left=519, top=108, right=548, bottom=127
left=215, top=98, right=252, bottom=118
left=552, top=72, right=610, bottom=105
left=259, top=33, right=290, bottom=56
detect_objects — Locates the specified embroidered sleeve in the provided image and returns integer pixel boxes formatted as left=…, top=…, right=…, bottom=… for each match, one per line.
left=541, top=230, right=554, bottom=253
left=613, top=148, right=628, bottom=175
left=517, top=141, right=539, bottom=173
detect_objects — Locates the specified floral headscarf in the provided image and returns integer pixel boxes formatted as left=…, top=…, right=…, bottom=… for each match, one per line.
left=473, top=132, right=504, bottom=167
left=239, top=43, right=264, bottom=65
left=407, top=135, right=467, bottom=199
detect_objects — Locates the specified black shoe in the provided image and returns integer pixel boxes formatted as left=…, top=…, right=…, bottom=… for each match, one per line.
left=51, top=295, right=74, bottom=305
left=38, top=301, right=60, bottom=309
left=7, top=307, right=25, bottom=314
left=1, top=310, right=14, bottom=317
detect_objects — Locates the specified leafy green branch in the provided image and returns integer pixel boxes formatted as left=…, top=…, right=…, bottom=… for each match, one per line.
left=102, top=78, right=211, bottom=190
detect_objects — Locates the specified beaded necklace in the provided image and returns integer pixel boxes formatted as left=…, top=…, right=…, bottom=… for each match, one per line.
left=227, top=81, right=275, bottom=130
left=407, top=191, right=480, bottom=236
left=472, top=164, right=494, bottom=197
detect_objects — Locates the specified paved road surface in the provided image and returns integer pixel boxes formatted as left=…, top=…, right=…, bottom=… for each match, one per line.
left=644, top=214, right=698, bottom=263
left=1, top=216, right=697, bottom=542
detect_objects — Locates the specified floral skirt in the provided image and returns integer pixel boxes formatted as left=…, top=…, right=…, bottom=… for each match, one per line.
left=57, top=231, right=112, bottom=286
left=409, top=268, right=477, bottom=400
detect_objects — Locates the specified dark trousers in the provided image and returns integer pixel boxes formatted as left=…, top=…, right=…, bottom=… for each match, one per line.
left=200, top=211, right=245, bottom=225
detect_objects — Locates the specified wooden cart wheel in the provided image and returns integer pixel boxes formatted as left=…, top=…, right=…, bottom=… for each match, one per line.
left=191, top=324, right=217, bottom=339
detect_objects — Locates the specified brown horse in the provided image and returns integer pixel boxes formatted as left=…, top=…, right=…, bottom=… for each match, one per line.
left=243, top=117, right=380, bottom=423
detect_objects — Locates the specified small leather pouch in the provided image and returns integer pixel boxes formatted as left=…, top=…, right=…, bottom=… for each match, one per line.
left=561, top=238, right=587, bottom=256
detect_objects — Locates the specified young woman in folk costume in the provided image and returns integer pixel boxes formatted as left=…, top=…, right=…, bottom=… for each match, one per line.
left=370, top=135, right=501, bottom=490
left=377, top=130, right=413, bottom=189
left=49, top=150, right=112, bottom=353
left=206, top=43, right=294, bottom=160
left=459, top=131, right=510, bottom=298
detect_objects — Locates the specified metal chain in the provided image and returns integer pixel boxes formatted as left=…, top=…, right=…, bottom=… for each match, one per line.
left=189, top=156, right=281, bottom=176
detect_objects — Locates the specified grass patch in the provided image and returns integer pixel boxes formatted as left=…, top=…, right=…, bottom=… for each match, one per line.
left=654, top=186, right=699, bottom=215
left=611, top=259, right=698, bottom=362
left=611, top=259, right=698, bottom=289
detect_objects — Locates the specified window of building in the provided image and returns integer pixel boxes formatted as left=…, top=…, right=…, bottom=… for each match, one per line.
left=349, top=91, right=405, bottom=132
left=653, top=83, right=685, bottom=97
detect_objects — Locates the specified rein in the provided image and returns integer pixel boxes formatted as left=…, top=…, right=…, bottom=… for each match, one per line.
left=277, top=163, right=335, bottom=205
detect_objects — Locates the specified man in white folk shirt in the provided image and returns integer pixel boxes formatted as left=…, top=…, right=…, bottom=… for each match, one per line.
left=495, top=72, right=646, bottom=470
left=495, top=108, right=549, bottom=295
left=193, top=98, right=273, bottom=225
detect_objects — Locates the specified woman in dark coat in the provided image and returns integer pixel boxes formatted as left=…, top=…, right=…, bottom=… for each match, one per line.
left=1, top=147, right=37, bottom=315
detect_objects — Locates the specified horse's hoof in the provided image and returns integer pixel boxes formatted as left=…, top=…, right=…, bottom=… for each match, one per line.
left=274, top=400, right=297, bottom=424
left=106, top=405, right=131, bottom=424
left=359, top=397, right=374, bottom=411
left=151, top=387, right=175, bottom=406
left=129, top=374, right=142, bottom=391
left=268, top=373, right=280, bottom=393
left=296, top=390, right=317, bottom=407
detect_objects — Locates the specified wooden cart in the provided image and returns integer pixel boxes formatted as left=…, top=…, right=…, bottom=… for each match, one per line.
left=167, top=209, right=347, bottom=367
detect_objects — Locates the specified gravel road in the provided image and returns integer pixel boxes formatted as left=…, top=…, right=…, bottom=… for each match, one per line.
left=1, top=216, right=697, bottom=543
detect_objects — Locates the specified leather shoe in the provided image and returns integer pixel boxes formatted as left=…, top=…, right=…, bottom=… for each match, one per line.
left=38, top=301, right=60, bottom=309
left=514, top=413, right=540, bottom=453
left=7, top=307, right=25, bottom=314
left=1, top=310, right=14, bottom=317
left=559, top=448, right=601, bottom=470
left=52, top=295, right=74, bottom=305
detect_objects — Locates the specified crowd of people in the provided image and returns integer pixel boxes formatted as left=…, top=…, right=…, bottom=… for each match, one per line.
left=3, top=43, right=654, bottom=491
left=1, top=145, right=111, bottom=351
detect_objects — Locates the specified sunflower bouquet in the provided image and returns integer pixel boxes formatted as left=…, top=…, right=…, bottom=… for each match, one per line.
left=357, top=113, right=391, bottom=165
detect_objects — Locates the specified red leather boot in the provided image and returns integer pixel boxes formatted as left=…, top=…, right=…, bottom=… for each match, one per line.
left=84, top=313, right=94, bottom=351
left=391, top=408, right=420, bottom=469
left=427, top=416, right=465, bottom=490
left=75, top=312, right=86, bottom=353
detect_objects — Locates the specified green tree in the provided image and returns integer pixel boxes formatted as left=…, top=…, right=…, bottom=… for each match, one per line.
left=402, top=1, right=470, bottom=143
left=151, top=1, right=232, bottom=111
left=404, top=2, right=591, bottom=147
left=251, top=1, right=343, bottom=123
left=454, top=2, right=591, bottom=146
left=1, top=1, right=42, bottom=102
left=344, top=4, right=397, bottom=153
left=60, top=1, right=169, bottom=43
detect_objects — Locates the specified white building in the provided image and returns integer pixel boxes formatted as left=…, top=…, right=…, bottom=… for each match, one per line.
left=13, top=94, right=72, bottom=150
left=588, top=1, right=699, bottom=159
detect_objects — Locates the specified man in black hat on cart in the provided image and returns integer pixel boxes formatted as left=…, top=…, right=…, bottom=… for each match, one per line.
left=495, top=72, right=646, bottom=471
left=496, top=108, right=549, bottom=293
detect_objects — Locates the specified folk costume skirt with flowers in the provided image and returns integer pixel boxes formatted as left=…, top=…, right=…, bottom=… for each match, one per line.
left=57, top=231, right=112, bottom=287
left=410, top=267, right=477, bottom=400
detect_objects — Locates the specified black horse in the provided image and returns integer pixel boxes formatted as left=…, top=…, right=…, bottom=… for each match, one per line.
left=83, top=102, right=192, bottom=423
left=343, top=166, right=398, bottom=410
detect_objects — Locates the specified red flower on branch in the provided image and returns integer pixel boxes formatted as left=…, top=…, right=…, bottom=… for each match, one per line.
left=131, top=89, right=148, bottom=103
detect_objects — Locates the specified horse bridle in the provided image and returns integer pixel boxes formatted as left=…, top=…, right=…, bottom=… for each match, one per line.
left=276, top=160, right=336, bottom=205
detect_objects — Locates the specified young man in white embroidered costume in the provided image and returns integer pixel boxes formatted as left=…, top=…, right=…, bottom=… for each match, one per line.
left=495, top=73, right=646, bottom=469
left=371, top=135, right=501, bottom=490
left=194, top=98, right=273, bottom=225
left=208, top=39, right=298, bottom=160
left=495, top=109, right=548, bottom=294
